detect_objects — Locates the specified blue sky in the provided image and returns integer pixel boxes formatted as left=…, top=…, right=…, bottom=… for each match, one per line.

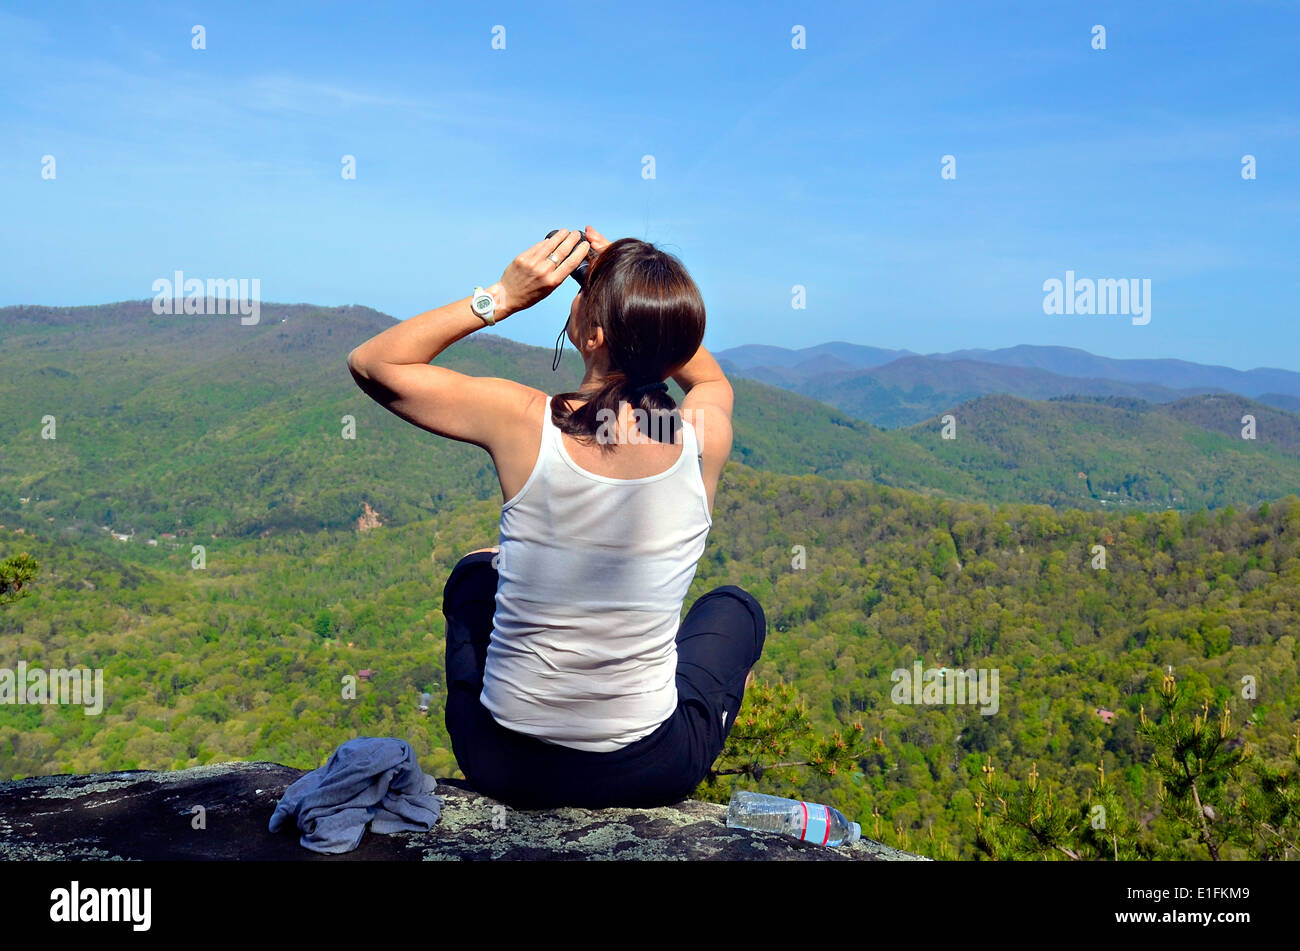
left=2, top=1, right=1297, bottom=369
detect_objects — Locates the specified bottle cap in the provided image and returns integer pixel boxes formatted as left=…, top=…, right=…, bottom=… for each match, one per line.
left=848, top=821, right=861, bottom=845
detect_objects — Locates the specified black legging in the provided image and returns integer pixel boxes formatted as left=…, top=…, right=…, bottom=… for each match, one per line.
left=442, top=550, right=766, bottom=809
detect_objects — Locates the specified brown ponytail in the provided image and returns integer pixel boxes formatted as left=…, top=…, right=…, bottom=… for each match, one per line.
left=550, top=238, right=705, bottom=452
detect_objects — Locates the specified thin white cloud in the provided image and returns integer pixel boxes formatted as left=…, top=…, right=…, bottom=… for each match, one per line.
left=238, top=75, right=435, bottom=117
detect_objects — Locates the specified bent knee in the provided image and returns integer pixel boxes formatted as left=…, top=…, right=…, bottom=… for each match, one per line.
left=709, top=585, right=767, bottom=655
left=717, top=585, right=765, bottom=624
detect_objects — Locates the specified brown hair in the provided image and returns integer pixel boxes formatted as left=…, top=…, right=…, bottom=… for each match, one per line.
left=551, top=238, right=705, bottom=451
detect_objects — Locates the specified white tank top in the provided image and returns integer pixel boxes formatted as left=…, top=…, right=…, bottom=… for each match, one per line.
left=480, top=401, right=714, bottom=752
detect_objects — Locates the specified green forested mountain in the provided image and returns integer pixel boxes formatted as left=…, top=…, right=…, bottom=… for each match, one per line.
left=3, top=303, right=1298, bottom=531
left=893, top=393, right=1300, bottom=510
left=3, top=303, right=1299, bottom=860
left=0, top=301, right=936, bottom=535
left=2, top=474, right=1297, bottom=859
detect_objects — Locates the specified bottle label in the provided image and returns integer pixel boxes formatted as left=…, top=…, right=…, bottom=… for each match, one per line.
left=800, top=801, right=831, bottom=845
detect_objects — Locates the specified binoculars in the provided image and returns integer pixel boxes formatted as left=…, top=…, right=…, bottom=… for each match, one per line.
left=545, top=229, right=594, bottom=287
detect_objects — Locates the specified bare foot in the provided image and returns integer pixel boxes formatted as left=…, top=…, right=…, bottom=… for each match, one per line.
left=745, top=670, right=755, bottom=690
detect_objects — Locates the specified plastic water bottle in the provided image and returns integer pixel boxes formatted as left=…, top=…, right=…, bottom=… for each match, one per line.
left=726, top=790, right=861, bottom=847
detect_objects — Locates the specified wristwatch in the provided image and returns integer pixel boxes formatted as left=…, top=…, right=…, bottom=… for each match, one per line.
left=470, top=286, right=497, bottom=326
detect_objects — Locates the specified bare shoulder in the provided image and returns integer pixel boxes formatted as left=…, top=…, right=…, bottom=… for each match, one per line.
left=488, top=383, right=549, bottom=503
left=488, top=380, right=549, bottom=449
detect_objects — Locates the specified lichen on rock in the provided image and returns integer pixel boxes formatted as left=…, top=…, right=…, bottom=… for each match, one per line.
left=0, top=762, right=928, bottom=861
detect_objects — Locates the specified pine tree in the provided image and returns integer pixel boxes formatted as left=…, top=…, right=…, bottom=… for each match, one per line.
left=0, top=552, right=38, bottom=606
left=693, top=677, right=868, bottom=804
left=1140, top=673, right=1300, bottom=860
left=967, top=672, right=1300, bottom=860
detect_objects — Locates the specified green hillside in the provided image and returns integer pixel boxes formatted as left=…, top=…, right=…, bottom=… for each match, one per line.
left=3, top=302, right=1299, bottom=859
left=0, top=302, right=928, bottom=535
left=2, top=474, right=1297, bottom=859
left=5, top=303, right=1297, bottom=533
left=896, top=393, right=1300, bottom=510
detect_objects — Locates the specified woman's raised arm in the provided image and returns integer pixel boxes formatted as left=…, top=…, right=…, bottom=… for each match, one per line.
left=346, top=230, right=589, bottom=450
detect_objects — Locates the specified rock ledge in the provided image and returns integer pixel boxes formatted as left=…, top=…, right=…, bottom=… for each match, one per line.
left=0, top=762, right=927, bottom=861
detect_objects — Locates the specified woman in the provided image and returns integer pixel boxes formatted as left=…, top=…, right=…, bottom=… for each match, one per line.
left=347, top=227, right=766, bottom=809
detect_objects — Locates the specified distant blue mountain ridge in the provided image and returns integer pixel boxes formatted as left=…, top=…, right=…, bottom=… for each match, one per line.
left=716, top=343, right=1300, bottom=428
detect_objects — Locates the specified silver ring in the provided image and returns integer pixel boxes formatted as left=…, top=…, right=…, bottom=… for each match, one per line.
left=547, top=253, right=561, bottom=264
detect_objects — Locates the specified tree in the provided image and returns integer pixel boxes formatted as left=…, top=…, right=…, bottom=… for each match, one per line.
left=968, top=673, right=1300, bottom=860
left=693, top=677, right=868, bottom=804
left=1139, top=673, right=1298, bottom=860
left=0, top=552, right=39, bottom=605
left=971, top=756, right=1153, bottom=860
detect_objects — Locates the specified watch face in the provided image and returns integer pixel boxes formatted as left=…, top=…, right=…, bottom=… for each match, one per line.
left=473, top=295, right=491, bottom=315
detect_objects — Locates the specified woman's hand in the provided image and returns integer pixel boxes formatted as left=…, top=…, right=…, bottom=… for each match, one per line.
left=495, top=229, right=590, bottom=317
left=582, top=225, right=614, bottom=254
